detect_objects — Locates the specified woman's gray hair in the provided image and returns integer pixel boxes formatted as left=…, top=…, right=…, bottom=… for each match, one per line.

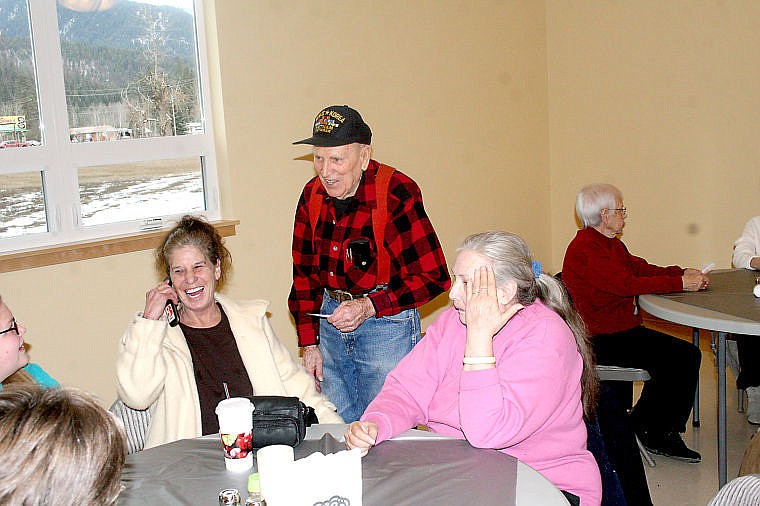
left=575, top=183, right=623, bottom=228
left=459, top=231, right=536, bottom=302
left=458, top=231, right=598, bottom=418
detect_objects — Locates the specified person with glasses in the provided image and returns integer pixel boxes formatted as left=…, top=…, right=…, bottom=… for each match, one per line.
left=562, top=183, right=707, bottom=464
left=289, top=105, right=450, bottom=423
left=0, top=294, right=57, bottom=389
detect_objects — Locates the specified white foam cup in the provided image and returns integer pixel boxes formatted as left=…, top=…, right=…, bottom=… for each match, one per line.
left=256, top=444, right=295, bottom=497
left=215, top=397, right=255, bottom=471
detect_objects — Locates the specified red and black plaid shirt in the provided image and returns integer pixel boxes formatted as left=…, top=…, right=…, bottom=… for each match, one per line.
left=289, top=160, right=451, bottom=347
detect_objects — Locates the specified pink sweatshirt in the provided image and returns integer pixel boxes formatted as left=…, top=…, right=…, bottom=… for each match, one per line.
left=362, top=301, right=601, bottom=506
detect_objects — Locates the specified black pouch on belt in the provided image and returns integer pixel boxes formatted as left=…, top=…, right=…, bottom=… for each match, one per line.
left=247, top=396, right=318, bottom=448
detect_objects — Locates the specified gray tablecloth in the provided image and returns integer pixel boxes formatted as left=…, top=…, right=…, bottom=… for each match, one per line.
left=118, top=433, right=517, bottom=505
left=658, top=269, right=760, bottom=323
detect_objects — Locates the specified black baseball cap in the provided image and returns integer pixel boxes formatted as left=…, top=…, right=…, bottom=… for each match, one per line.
left=293, top=105, right=372, bottom=147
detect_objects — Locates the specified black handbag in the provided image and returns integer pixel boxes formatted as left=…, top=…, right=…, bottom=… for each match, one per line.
left=248, top=396, right=318, bottom=448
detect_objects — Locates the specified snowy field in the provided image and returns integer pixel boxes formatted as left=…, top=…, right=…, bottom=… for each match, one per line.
left=0, top=172, right=203, bottom=238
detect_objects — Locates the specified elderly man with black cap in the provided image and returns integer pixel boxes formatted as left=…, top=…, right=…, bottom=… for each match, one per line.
left=289, top=105, right=450, bottom=422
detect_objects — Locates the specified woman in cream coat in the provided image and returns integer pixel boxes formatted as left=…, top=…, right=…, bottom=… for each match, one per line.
left=117, top=216, right=342, bottom=449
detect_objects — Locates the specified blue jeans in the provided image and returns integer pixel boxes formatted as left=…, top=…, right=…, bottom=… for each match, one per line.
left=319, top=291, right=421, bottom=423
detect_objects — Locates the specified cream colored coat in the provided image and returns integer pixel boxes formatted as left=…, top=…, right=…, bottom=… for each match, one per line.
left=116, top=293, right=342, bottom=449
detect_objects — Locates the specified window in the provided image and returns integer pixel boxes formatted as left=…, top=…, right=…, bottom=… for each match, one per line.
left=0, top=0, right=219, bottom=251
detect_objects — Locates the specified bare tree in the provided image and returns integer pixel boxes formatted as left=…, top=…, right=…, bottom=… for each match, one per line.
left=122, top=6, right=190, bottom=138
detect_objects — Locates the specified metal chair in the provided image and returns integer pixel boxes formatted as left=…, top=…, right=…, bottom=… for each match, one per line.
left=595, top=365, right=656, bottom=467
left=554, top=271, right=656, bottom=467
left=707, top=474, right=760, bottom=506
left=108, top=399, right=153, bottom=454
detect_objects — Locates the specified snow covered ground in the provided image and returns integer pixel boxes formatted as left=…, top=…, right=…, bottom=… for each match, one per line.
left=0, top=173, right=203, bottom=238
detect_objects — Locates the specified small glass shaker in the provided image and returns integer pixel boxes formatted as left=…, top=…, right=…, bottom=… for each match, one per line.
left=219, top=488, right=241, bottom=505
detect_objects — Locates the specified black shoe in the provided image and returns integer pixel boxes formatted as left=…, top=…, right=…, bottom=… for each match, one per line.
left=637, top=430, right=701, bottom=463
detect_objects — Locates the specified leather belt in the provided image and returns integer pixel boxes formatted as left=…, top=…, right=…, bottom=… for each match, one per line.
left=325, top=286, right=386, bottom=303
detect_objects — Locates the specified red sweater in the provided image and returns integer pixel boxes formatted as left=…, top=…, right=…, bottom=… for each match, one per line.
left=562, top=227, right=684, bottom=335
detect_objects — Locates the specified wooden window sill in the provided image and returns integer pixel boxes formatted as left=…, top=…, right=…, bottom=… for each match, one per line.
left=0, top=219, right=239, bottom=273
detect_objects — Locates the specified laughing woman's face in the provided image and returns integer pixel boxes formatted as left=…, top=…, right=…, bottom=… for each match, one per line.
left=167, top=245, right=221, bottom=319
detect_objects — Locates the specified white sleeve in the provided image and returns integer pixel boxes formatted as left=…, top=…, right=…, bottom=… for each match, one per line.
left=116, top=314, right=169, bottom=410
left=733, top=216, right=760, bottom=270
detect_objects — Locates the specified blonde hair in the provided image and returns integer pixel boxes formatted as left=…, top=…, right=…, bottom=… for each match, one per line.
left=0, top=385, right=127, bottom=505
left=458, top=231, right=598, bottom=418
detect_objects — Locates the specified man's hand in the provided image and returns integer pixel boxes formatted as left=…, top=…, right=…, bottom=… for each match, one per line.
left=750, top=257, right=760, bottom=270
left=327, top=297, right=376, bottom=332
left=345, top=420, right=378, bottom=457
left=302, top=345, right=324, bottom=392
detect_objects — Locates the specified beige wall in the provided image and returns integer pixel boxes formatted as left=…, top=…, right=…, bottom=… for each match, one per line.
left=0, top=0, right=549, bottom=403
left=215, top=0, right=550, bottom=346
left=7, top=1, right=758, bottom=405
left=547, top=1, right=760, bottom=270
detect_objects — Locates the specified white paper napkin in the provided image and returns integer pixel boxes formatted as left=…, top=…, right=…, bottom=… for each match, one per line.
left=259, top=449, right=362, bottom=506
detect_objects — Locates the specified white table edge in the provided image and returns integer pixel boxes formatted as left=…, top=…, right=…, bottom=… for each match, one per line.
left=516, top=461, right=571, bottom=506
left=304, top=424, right=569, bottom=505
left=638, top=286, right=760, bottom=488
left=638, top=294, right=760, bottom=335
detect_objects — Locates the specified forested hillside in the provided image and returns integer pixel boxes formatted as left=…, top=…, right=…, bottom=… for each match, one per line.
left=0, top=0, right=197, bottom=141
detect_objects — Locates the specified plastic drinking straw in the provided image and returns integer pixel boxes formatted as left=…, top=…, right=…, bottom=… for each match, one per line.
left=223, top=382, right=230, bottom=399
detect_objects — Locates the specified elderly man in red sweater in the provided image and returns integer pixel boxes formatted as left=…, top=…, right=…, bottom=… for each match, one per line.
left=562, top=183, right=709, bottom=463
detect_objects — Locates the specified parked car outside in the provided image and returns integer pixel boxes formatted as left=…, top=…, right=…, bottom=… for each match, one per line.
left=0, top=140, right=30, bottom=148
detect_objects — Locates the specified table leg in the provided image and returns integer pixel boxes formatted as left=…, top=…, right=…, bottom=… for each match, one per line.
left=718, top=331, right=727, bottom=488
left=693, top=327, right=700, bottom=427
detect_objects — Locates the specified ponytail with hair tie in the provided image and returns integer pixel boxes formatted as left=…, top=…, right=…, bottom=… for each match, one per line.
left=531, top=260, right=542, bottom=279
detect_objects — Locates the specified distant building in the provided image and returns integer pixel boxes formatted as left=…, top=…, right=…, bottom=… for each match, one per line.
left=69, top=125, right=132, bottom=142
left=184, top=122, right=203, bottom=135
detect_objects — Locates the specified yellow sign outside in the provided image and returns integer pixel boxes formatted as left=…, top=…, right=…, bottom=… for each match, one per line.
left=0, top=116, right=27, bottom=132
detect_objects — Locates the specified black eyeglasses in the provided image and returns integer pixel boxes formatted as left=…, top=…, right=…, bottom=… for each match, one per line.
left=0, top=318, right=19, bottom=336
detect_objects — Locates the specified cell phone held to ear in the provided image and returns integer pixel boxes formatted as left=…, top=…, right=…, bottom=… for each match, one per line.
left=163, top=277, right=180, bottom=327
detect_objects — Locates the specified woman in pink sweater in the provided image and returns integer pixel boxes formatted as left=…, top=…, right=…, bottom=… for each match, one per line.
left=346, top=231, right=601, bottom=506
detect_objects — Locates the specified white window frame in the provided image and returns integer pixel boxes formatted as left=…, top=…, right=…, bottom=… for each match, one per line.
left=0, top=0, right=220, bottom=253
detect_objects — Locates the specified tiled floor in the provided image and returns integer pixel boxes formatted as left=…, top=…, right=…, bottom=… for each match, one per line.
left=641, top=345, right=758, bottom=505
